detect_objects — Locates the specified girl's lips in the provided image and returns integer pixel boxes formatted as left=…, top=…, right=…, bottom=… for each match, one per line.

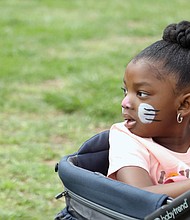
left=123, top=113, right=136, bottom=129
left=124, top=119, right=136, bottom=129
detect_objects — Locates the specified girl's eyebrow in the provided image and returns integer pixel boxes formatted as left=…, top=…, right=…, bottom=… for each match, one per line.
left=133, top=82, right=151, bottom=87
left=123, top=78, right=152, bottom=88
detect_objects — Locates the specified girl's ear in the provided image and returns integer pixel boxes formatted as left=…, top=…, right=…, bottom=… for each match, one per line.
left=178, top=93, right=190, bottom=116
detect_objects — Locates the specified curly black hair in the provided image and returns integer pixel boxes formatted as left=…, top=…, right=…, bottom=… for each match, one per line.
left=132, top=20, right=190, bottom=92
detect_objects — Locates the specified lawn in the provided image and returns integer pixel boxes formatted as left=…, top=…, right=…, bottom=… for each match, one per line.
left=0, top=0, right=189, bottom=219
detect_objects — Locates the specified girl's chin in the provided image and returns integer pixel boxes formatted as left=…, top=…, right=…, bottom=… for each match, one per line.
left=124, top=120, right=154, bottom=138
left=128, top=127, right=152, bottom=138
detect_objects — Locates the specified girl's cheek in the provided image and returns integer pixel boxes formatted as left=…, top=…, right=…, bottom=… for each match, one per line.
left=138, top=103, right=156, bottom=124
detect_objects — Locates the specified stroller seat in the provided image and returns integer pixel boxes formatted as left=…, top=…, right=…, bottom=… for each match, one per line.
left=55, top=130, right=190, bottom=220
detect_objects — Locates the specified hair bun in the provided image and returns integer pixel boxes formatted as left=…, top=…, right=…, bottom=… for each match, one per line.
left=163, top=20, right=190, bottom=48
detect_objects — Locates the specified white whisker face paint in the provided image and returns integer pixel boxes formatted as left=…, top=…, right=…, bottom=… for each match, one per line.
left=138, top=103, right=160, bottom=124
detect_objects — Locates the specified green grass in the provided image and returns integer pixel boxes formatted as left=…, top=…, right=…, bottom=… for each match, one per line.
left=0, top=0, right=189, bottom=219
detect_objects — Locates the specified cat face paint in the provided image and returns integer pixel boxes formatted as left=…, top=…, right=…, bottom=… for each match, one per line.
left=138, top=103, right=161, bottom=124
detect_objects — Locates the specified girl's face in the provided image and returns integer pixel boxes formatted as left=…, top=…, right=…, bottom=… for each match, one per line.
left=122, top=59, right=180, bottom=138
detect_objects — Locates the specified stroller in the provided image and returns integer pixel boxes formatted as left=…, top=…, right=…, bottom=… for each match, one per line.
left=55, top=130, right=190, bottom=219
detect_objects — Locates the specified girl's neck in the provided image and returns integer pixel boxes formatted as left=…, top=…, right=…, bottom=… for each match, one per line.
left=153, top=122, right=190, bottom=153
left=153, top=136, right=190, bottom=153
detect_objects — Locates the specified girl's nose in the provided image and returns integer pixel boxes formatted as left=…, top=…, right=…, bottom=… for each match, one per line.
left=121, top=96, right=132, bottom=109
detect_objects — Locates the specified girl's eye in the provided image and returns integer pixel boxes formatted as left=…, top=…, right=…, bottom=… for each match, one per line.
left=121, top=87, right=127, bottom=96
left=137, top=91, right=149, bottom=98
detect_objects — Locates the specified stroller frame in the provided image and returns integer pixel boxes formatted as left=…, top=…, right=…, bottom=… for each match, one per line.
left=55, top=130, right=190, bottom=220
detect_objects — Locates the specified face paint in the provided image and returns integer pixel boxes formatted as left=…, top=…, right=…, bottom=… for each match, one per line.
left=138, top=103, right=161, bottom=124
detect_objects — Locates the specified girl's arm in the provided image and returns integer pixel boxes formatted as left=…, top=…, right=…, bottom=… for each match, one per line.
left=116, top=166, right=190, bottom=198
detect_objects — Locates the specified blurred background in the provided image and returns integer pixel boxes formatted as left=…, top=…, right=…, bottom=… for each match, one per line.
left=0, top=0, right=189, bottom=219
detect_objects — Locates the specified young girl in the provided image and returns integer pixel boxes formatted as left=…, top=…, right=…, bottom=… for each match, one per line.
left=107, top=20, right=190, bottom=198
